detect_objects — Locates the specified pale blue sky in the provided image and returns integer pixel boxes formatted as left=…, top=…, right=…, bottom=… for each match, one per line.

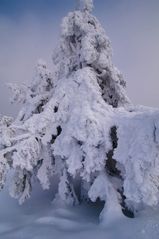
left=0, top=0, right=159, bottom=116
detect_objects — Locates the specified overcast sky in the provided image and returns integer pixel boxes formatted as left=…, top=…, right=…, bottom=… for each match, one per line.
left=0, top=0, right=159, bottom=117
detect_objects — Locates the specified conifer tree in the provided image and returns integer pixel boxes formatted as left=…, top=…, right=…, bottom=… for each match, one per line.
left=1, top=0, right=159, bottom=223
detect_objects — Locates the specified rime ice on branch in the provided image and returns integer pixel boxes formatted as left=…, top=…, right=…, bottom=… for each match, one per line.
left=1, top=0, right=159, bottom=223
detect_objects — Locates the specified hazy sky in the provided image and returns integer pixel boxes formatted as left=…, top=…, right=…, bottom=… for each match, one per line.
left=0, top=0, right=159, bottom=117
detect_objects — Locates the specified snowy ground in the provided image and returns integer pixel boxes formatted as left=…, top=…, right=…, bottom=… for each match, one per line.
left=1, top=185, right=159, bottom=239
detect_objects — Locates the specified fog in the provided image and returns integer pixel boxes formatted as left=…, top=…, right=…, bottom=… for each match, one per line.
left=0, top=0, right=159, bottom=117
left=0, top=14, right=59, bottom=116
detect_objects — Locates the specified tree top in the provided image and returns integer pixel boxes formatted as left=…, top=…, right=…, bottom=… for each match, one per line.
left=76, top=0, right=94, bottom=12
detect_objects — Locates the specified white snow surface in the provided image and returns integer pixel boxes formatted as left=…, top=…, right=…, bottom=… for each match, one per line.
left=1, top=187, right=159, bottom=239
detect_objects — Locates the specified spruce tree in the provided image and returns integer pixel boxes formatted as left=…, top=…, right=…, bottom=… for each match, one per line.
left=1, top=0, right=159, bottom=223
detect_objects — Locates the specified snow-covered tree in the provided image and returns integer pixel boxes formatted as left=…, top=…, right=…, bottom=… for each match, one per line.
left=1, top=0, right=159, bottom=223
